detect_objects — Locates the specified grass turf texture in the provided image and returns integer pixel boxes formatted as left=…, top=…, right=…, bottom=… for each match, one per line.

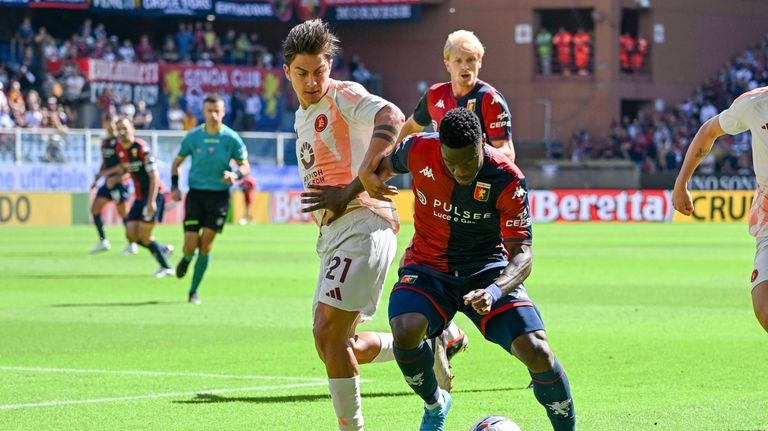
left=0, top=223, right=766, bottom=430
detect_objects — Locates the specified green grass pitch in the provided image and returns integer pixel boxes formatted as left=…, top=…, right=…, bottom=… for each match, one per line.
left=0, top=223, right=766, bottom=430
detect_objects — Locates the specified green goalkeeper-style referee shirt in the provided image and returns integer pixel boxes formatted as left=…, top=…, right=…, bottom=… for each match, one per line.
left=178, top=124, right=248, bottom=192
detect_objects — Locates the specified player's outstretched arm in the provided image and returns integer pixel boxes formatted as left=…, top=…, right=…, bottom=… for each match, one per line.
left=490, top=137, right=516, bottom=163
left=672, top=116, right=726, bottom=216
left=463, top=243, right=532, bottom=315
left=395, top=115, right=425, bottom=146
left=301, top=155, right=400, bottom=221
left=358, top=103, right=404, bottom=201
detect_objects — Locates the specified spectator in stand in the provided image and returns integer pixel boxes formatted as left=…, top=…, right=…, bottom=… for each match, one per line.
left=135, top=35, right=155, bottom=62
left=699, top=99, right=718, bottom=124
left=183, top=107, right=198, bottom=131
left=619, top=32, right=634, bottom=73
left=0, top=82, right=7, bottom=114
left=204, top=22, right=217, bottom=52
left=42, top=97, right=68, bottom=132
left=573, top=28, right=591, bottom=76
left=0, top=104, right=14, bottom=130
left=134, top=100, right=153, bottom=129
left=233, top=33, right=250, bottom=65
left=101, top=39, right=117, bottom=62
left=351, top=61, right=372, bottom=89
left=120, top=97, right=136, bottom=120
left=631, top=33, right=649, bottom=74
left=248, top=33, right=266, bottom=66
left=16, top=52, right=37, bottom=91
left=221, top=29, right=236, bottom=64
left=535, top=27, right=553, bottom=75
left=176, top=23, right=194, bottom=63
left=62, top=66, right=85, bottom=106
left=119, top=40, right=136, bottom=63
left=167, top=101, right=185, bottom=130
left=7, top=80, right=26, bottom=124
left=161, top=36, right=180, bottom=63
left=244, top=93, right=261, bottom=131
left=193, top=22, right=205, bottom=59
left=553, top=27, right=573, bottom=76
left=23, top=92, right=44, bottom=128
left=0, top=61, right=10, bottom=88
left=16, top=17, right=34, bottom=51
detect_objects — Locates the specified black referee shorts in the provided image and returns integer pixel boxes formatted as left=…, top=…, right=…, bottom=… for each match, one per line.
left=183, top=189, right=230, bottom=233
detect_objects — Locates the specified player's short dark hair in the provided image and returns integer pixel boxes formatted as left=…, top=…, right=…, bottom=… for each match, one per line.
left=204, top=94, right=224, bottom=105
left=439, top=108, right=482, bottom=149
left=282, top=19, right=340, bottom=66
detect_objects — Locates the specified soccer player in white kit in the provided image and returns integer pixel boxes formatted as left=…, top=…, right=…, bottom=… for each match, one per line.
left=673, top=86, right=768, bottom=333
left=282, top=20, right=406, bottom=430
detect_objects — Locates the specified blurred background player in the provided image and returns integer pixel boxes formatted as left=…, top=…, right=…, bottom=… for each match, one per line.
left=374, top=108, right=575, bottom=431
left=283, top=19, right=408, bottom=431
left=238, top=173, right=257, bottom=225
left=88, top=115, right=137, bottom=255
left=398, top=30, right=515, bottom=162
left=113, top=118, right=174, bottom=277
left=673, top=86, right=768, bottom=333
left=171, top=93, right=249, bottom=304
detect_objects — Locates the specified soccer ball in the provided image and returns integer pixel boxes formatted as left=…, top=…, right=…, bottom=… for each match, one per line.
left=468, top=415, right=521, bottom=431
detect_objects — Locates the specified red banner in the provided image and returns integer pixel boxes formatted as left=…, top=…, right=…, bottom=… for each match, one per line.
left=529, top=189, right=673, bottom=222
left=160, top=64, right=282, bottom=119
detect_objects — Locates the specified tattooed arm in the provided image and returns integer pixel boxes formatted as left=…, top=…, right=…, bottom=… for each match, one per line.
left=672, top=115, right=727, bottom=216
left=358, top=103, right=405, bottom=201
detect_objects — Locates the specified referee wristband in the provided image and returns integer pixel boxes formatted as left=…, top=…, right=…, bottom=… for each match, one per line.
left=171, top=175, right=179, bottom=188
left=484, top=283, right=503, bottom=304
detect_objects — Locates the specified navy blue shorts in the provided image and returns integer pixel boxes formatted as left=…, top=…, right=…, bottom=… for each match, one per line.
left=127, top=194, right=165, bottom=223
left=388, top=264, right=545, bottom=353
left=96, top=182, right=129, bottom=203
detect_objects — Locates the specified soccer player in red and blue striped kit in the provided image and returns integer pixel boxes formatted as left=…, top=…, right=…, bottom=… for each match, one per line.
left=360, top=107, right=574, bottom=430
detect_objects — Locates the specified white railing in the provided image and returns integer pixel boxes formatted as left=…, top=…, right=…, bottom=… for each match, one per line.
left=0, top=128, right=298, bottom=167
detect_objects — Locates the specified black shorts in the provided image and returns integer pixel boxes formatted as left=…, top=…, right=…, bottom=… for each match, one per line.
left=96, top=182, right=129, bottom=203
left=184, top=189, right=230, bottom=233
left=127, top=193, right=166, bottom=223
left=388, top=263, right=545, bottom=353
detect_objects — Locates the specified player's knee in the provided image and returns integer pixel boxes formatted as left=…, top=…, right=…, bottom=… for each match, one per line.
left=512, top=331, right=553, bottom=371
left=389, top=314, right=427, bottom=349
left=753, top=284, right=768, bottom=332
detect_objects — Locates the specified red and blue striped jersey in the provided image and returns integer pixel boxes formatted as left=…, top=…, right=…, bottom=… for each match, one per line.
left=412, top=80, right=512, bottom=143
left=391, top=133, right=532, bottom=272
left=100, top=137, right=121, bottom=168
left=115, top=138, right=161, bottom=200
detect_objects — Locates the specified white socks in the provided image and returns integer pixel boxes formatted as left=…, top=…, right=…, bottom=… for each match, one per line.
left=444, top=320, right=461, bottom=343
left=370, top=332, right=394, bottom=363
left=328, top=376, right=364, bottom=431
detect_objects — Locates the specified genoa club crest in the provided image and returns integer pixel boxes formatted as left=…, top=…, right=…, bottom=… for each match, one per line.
left=474, top=182, right=491, bottom=202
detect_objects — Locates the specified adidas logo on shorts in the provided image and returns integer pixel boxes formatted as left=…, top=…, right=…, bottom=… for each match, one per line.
left=325, top=287, right=343, bottom=301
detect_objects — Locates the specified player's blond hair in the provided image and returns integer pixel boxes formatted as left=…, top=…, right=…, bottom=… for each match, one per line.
left=443, top=30, right=485, bottom=60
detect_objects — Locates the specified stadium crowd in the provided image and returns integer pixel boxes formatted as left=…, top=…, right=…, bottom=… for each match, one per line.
left=553, top=33, right=768, bottom=175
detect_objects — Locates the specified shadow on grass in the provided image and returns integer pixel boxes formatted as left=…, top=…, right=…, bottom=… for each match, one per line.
left=174, top=386, right=526, bottom=405
left=51, top=301, right=178, bottom=307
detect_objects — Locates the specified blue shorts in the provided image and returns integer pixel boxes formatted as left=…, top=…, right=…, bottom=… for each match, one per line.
left=388, top=264, right=545, bottom=353
left=127, top=194, right=165, bottom=223
left=96, top=182, right=129, bottom=203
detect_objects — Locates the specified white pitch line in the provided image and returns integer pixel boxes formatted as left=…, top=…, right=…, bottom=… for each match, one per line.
left=0, top=382, right=327, bottom=410
left=0, top=366, right=327, bottom=382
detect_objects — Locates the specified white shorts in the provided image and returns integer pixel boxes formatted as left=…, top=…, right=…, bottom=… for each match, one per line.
left=312, top=207, right=397, bottom=321
left=752, top=235, right=768, bottom=290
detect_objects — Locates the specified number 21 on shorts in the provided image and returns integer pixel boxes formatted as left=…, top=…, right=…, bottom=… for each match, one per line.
left=325, top=255, right=352, bottom=283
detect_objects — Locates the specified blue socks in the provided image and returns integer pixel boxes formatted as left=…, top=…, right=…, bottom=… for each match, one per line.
left=393, top=341, right=440, bottom=405
left=529, top=359, right=576, bottom=431
left=190, top=253, right=210, bottom=295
